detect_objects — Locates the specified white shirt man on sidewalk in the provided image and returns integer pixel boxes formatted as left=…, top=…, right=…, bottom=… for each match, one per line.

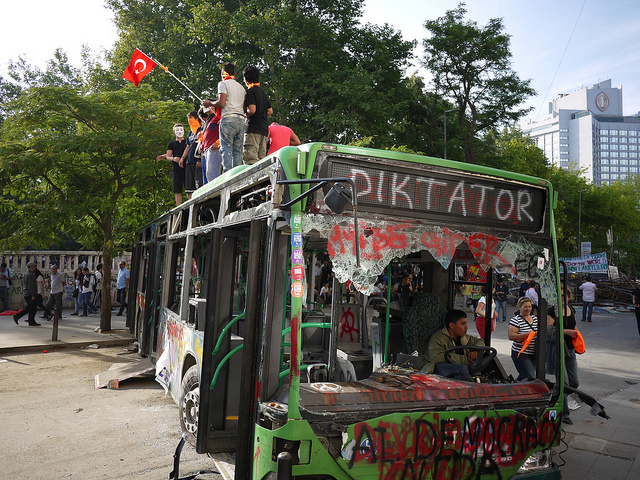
left=46, top=265, right=65, bottom=321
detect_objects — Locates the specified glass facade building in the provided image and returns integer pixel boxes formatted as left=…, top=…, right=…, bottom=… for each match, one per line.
left=521, top=80, right=640, bottom=186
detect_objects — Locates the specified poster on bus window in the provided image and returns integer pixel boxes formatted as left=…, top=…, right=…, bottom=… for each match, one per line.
left=466, top=264, right=486, bottom=283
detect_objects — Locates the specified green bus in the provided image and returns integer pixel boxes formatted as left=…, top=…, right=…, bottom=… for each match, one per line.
left=131, top=143, right=572, bottom=480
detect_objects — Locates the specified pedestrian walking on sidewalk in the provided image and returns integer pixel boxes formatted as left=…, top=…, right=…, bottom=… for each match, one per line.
left=547, top=286, right=580, bottom=425
left=0, top=262, right=14, bottom=312
left=93, top=264, right=103, bottom=311
left=35, top=268, right=53, bottom=320
left=13, top=261, right=40, bottom=326
left=632, top=279, right=640, bottom=338
left=495, top=277, right=509, bottom=323
left=580, top=275, right=597, bottom=322
left=46, top=265, right=64, bottom=321
left=116, top=261, right=130, bottom=316
left=71, top=268, right=83, bottom=316
left=81, top=267, right=98, bottom=316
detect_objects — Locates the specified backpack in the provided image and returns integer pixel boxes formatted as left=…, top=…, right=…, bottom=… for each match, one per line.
left=83, top=274, right=96, bottom=289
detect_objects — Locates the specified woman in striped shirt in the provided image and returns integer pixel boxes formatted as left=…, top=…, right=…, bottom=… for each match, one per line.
left=509, top=297, right=538, bottom=381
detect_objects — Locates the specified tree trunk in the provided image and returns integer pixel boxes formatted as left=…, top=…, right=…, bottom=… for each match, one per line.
left=100, top=213, right=113, bottom=332
left=101, top=249, right=112, bottom=332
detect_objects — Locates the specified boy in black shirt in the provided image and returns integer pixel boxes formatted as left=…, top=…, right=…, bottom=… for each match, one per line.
left=243, top=65, right=272, bottom=165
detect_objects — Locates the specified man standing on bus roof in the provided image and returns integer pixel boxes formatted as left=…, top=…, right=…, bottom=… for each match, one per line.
left=242, top=65, right=272, bottom=165
left=116, top=261, right=130, bottom=316
left=156, top=123, right=187, bottom=206
left=421, top=309, right=484, bottom=373
left=267, top=122, right=301, bottom=155
left=203, top=63, right=246, bottom=171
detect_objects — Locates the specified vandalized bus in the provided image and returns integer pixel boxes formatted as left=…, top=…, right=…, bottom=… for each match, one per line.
left=130, top=143, right=605, bottom=480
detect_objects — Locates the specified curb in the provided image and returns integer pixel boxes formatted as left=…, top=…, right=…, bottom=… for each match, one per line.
left=0, top=337, right=136, bottom=355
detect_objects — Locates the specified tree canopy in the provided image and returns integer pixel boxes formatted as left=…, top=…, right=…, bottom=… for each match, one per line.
left=422, top=3, right=535, bottom=164
left=106, top=0, right=416, bottom=147
left=1, top=0, right=639, bottom=276
left=0, top=81, right=187, bottom=329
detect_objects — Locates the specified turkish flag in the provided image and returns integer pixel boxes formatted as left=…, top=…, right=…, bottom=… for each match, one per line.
left=122, top=49, right=157, bottom=87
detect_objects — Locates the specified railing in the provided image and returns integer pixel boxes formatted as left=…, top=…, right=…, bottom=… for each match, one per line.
left=1, top=250, right=131, bottom=310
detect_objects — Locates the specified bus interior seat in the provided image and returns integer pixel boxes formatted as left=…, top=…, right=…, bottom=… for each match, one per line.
left=402, top=292, right=446, bottom=355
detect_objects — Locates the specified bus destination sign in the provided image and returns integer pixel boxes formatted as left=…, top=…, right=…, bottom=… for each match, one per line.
left=329, top=159, right=547, bottom=232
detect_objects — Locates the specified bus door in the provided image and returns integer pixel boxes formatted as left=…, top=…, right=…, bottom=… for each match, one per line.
left=197, top=219, right=268, bottom=472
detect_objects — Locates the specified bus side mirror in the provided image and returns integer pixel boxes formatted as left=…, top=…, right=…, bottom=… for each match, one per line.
left=324, top=183, right=353, bottom=214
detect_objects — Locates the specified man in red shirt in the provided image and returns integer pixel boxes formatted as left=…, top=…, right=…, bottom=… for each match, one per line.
left=267, top=122, right=300, bottom=155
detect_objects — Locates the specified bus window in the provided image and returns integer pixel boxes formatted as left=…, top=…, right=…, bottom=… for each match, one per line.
left=187, top=234, right=211, bottom=331
left=166, top=239, right=186, bottom=313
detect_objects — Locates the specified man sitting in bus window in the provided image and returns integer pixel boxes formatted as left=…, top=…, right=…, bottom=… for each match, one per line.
left=421, top=309, right=484, bottom=376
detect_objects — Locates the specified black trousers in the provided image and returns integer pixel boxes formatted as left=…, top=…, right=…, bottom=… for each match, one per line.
left=15, top=295, right=38, bottom=323
left=46, top=292, right=63, bottom=319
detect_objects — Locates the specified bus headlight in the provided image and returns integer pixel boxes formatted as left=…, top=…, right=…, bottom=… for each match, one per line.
left=518, top=449, right=553, bottom=472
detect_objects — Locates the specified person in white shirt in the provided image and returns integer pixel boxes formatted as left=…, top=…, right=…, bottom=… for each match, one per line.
left=46, top=265, right=65, bottom=321
left=34, top=268, right=53, bottom=320
left=579, top=275, right=597, bottom=322
left=81, top=267, right=98, bottom=316
left=203, top=62, right=246, bottom=171
left=0, top=262, right=14, bottom=312
left=525, top=281, right=539, bottom=316
left=93, top=263, right=103, bottom=311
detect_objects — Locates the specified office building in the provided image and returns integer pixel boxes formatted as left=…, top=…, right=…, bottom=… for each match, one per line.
left=521, top=80, right=640, bottom=185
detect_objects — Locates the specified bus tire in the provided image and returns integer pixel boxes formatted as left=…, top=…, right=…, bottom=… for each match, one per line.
left=179, top=365, right=200, bottom=443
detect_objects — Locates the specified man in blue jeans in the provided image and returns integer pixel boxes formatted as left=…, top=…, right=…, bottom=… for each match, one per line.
left=0, top=262, right=14, bottom=312
left=203, top=63, right=246, bottom=171
left=116, top=261, right=130, bottom=316
left=494, top=277, right=509, bottom=323
left=579, top=275, right=597, bottom=322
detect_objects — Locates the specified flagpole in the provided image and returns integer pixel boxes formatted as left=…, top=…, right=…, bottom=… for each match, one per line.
left=140, top=49, right=204, bottom=104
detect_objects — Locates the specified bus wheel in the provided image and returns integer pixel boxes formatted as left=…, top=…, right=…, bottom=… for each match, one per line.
left=179, top=365, right=200, bottom=442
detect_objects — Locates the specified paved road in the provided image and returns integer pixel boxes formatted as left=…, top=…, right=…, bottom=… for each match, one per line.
left=491, top=309, right=640, bottom=480
left=2, top=306, right=639, bottom=479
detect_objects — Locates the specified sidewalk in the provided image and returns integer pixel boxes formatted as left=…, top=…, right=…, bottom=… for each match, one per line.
left=559, top=383, right=640, bottom=480
left=0, top=308, right=135, bottom=354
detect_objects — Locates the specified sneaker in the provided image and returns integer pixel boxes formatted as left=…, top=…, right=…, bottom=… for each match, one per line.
left=71, top=312, right=79, bottom=316
left=562, top=417, right=573, bottom=425
left=568, top=399, right=581, bottom=411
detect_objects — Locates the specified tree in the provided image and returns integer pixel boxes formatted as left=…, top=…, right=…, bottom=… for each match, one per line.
left=421, top=3, right=535, bottom=164
left=107, top=0, right=416, bottom=146
left=0, top=84, right=187, bottom=331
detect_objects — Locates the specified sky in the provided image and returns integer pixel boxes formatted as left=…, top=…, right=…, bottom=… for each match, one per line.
left=2, top=0, right=639, bottom=122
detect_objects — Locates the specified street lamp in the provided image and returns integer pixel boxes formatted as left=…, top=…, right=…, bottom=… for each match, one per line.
left=443, top=108, right=457, bottom=159
left=578, top=189, right=587, bottom=256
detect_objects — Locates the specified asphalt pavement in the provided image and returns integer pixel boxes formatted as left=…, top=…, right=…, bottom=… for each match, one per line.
left=2, top=305, right=640, bottom=479
left=490, top=308, right=640, bottom=480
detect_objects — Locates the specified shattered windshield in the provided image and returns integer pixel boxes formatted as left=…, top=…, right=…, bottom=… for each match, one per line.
left=302, top=213, right=556, bottom=301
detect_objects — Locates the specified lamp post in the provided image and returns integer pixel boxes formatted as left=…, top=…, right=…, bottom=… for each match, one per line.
left=443, top=108, right=457, bottom=159
left=578, top=189, right=587, bottom=256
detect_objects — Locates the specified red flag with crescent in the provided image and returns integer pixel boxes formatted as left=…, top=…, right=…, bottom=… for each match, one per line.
left=122, top=49, right=157, bottom=87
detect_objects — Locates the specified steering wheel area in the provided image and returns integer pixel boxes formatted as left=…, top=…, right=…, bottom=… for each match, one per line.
left=444, top=345, right=498, bottom=376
